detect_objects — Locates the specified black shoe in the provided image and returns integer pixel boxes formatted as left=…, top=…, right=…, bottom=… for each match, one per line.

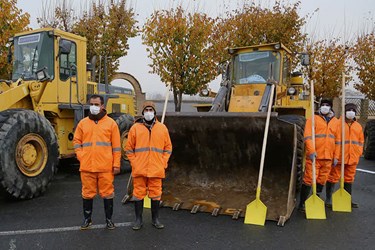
left=81, top=198, right=93, bottom=230
left=344, top=183, right=359, bottom=208
left=103, top=198, right=114, bottom=230
left=81, top=218, right=92, bottom=230
left=132, top=221, right=143, bottom=230
left=152, top=220, right=165, bottom=229
left=106, top=219, right=115, bottom=230
left=151, top=200, right=164, bottom=229
left=325, top=182, right=335, bottom=208
left=132, top=200, right=143, bottom=230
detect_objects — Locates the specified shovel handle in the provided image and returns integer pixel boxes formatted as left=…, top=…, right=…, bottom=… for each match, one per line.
left=340, top=72, right=346, bottom=189
left=256, top=84, right=275, bottom=195
left=161, top=83, right=171, bottom=124
left=310, top=80, right=317, bottom=194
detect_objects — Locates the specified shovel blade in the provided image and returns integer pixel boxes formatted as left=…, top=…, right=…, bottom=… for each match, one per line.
left=144, top=194, right=151, bottom=209
left=305, top=194, right=326, bottom=219
left=244, top=199, right=267, bottom=226
left=332, top=188, right=352, bottom=212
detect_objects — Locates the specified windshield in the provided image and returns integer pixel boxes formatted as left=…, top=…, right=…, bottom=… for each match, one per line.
left=12, top=32, right=54, bottom=81
left=233, top=51, right=281, bottom=84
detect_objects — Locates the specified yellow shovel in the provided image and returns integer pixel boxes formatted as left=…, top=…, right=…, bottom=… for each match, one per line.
left=244, top=84, right=275, bottom=226
left=143, top=82, right=171, bottom=209
left=332, top=72, right=351, bottom=212
left=305, top=80, right=326, bottom=219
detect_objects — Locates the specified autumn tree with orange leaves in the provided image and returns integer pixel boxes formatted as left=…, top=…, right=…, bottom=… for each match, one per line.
left=303, top=39, right=351, bottom=99
left=73, top=0, right=137, bottom=81
left=213, top=1, right=309, bottom=64
left=351, top=32, right=375, bottom=100
left=143, top=7, right=218, bottom=111
left=0, top=0, right=30, bottom=79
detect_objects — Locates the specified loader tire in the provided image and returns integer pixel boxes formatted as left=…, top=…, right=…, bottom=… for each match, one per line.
left=0, top=109, right=59, bottom=199
left=278, top=115, right=305, bottom=190
left=364, top=120, right=375, bottom=160
left=109, top=113, right=135, bottom=173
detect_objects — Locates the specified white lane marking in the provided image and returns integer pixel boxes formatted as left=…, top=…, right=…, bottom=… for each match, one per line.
left=0, top=222, right=132, bottom=236
left=357, top=168, right=375, bottom=174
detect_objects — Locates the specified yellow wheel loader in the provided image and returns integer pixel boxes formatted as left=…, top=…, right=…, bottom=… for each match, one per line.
left=153, top=43, right=311, bottom=226
left=0, top=28, right=136, bottom=199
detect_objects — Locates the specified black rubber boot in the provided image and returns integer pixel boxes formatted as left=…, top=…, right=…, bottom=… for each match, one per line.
left=344, top=182, right=359, bottom=208
left=316, top=183, right=324, bottom=197
left=325, top=182, right=335, bottom=208
left=151, top=200, right=164, bottom=229
left=81, top=198, right=93, bottom=230
left=132, top=200, right=143, bottom=230
left=104, top=198, right=115, bottom=230
left=298, top=184, right=311, bottom=212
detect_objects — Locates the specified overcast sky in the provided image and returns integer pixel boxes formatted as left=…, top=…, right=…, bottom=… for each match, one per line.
left=16, top=0, right=375, bottom=95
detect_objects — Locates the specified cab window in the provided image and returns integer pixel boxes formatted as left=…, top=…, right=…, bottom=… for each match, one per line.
left=59, top=40, right=76, bottom=81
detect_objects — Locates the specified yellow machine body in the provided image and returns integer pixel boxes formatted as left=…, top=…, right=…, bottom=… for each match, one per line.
left=0, top=28, right=136, bottom=199
left=158, top=43, right=312, bottom=226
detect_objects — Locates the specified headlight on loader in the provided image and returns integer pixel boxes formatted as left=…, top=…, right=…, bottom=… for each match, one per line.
left=36, top=67, right=50, bottom=81
left=200, top=88, right=210, bottom=97
left=287, top=87, right=296, bottom=95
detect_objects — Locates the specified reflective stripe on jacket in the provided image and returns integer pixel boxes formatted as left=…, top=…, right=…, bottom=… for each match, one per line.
left=125, top=120, right=172, bottom=178
left=336, top=118, right=364, bottom=165
left=73, top=115, right=121, bottom=172
left=304, top=114, right=340, bottom=160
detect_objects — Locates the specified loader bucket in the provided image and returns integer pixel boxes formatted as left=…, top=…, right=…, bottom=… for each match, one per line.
left=161, top=112, right=298, bottom=225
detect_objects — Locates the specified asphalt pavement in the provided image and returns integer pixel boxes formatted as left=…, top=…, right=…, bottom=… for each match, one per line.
left=0, top=158, right=374, bottom=250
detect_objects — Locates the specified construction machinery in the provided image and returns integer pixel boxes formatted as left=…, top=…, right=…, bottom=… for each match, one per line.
left=0, top=28, right=136, bottom=199
left=364, top=119, right=375, bottom=160
left=156, top=43, right=312, bottom=226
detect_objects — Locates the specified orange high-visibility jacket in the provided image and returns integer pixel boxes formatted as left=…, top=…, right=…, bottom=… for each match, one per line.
left=336, top=117, right=364, bottom=165
left=125, top=119, right=172, bottom=178
left=73, top=115, right=121, bottom=172
left=304, top=114, right=340, bottom=160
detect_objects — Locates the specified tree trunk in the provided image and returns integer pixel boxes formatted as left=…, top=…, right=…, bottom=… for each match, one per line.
left=173, top=86, right=178, bottom=111
left=172, top=87, right=183, bottom=112
left=177, top=91, right=183, bottom=112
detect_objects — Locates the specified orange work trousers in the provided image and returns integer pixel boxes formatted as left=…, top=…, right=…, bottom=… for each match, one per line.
left=81, top=171, right=114, bottom=199
left=133, top=177, right=162, bottom=201
left=303, top=159, right=332, bottom=186
left=328, top=164, right=357, bottom=183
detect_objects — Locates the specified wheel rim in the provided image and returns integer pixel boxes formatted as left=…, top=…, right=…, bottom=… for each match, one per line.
left=16, top=133, right=48, bottom=177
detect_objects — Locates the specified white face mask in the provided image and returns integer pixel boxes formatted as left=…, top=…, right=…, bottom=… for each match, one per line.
left=320, top=106, right=330, bottom=115
left=346, top=111, right=355, bottom=120
left=90, top=105, right=101, bottom=115
left=144, top=111, right=155, bottom=121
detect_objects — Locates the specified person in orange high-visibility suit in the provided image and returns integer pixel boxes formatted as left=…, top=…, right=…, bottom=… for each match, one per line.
left=73, top=94, right=121, bottom=230
left=125, top=101, right=172, bottom=230
left=325, top=103, right=364, bottom=208
left=298, top=97, right=340, bottom=211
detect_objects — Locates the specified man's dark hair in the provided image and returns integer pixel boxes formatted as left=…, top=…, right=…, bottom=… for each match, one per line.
left=90, top=94, right=104, bottom=105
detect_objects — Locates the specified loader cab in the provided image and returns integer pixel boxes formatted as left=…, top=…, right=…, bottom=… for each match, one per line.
left=11, top=31, right=54, bottom=81
left=227, top=45, right=283, bottom=112
left=224, top=44, right=311, bottom=116
left=232, top=50, right=281, bottom=84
